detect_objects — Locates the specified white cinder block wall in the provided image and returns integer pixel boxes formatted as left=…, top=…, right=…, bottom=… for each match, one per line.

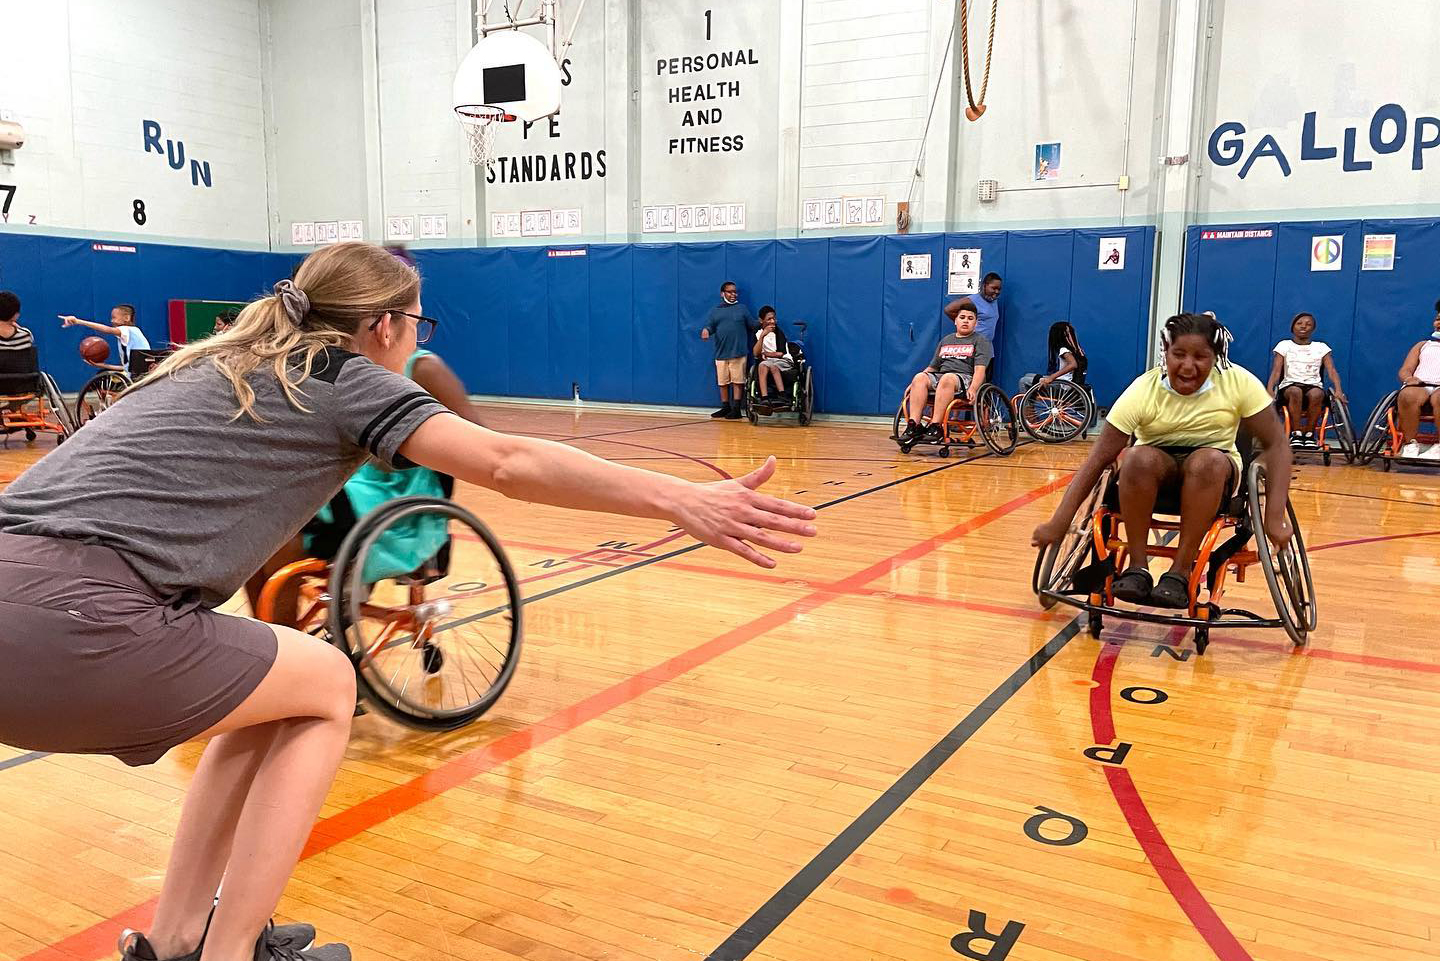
left=4, top=0, right=1440, bottom=249
left=0, top=0, right=270, bottom=245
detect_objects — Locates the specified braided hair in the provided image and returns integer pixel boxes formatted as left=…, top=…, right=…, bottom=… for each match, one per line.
left=1160, top=312, right=1234, bottom=369
left=1046, top=321, right=1086, bottom=376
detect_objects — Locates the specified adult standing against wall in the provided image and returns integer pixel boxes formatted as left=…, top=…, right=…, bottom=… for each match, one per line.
left=942, top=273, right=1002, bottom=383
left=700, top=280, right=756, bottom=419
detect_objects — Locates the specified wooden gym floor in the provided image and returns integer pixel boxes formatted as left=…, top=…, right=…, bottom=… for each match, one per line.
left=1, top=404, right=1438, bottom=961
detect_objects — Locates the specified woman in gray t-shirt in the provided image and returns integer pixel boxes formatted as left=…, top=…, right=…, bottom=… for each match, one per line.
left=0, top=243, right=816, bottom=961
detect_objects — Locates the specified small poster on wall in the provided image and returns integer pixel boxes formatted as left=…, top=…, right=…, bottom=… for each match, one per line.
left=551, top=209, right=582, bottom=236
left=801, top=199, right=825, bottom=231
left=900, top=254, right=931, bottom=279
left=642, top=205, right=676, bottom=233
left=1034, top=142, right=1062, bottom=180
left=1098, top=237, right=1126, bottom=270
left=948, top=248, right=981, bottom=295
left=338, top=220, right=364, bottom=241
left=386, top=216, right=415, bottom=242
left=1361, top=233, right=1396, bottom=270
left=1310, top=234, right=1343, bottom=271
left=290, top=222, right=315, bottom=246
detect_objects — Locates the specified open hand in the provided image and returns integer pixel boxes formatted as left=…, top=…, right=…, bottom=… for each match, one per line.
left=671, top=456, right=817, bottom=568
left=700, top=329, right=710, bottom=340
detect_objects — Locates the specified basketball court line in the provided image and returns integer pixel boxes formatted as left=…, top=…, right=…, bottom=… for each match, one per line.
left=19, top=470, right=1061, bottom=961
left=703, top=618, right=1082, bottom=961
left=1089, top=636, right=1257, bottom=961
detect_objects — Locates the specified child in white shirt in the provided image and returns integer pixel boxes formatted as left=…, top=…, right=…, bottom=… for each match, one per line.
left=1266, top=311, right=1345, bottom=448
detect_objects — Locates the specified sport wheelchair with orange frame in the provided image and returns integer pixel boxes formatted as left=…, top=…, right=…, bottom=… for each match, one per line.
left=1014, top=377, right=1096, bottom=444
left=1356, top=386, right=1439, bottom=470
left=73, top=345, right=173, bottom=426
left=0, top=344, right=75, bottom=445
left=255, top=495, right=523, bottom=730
left=1274, top=387, right=1356, bottom=465
left=1033, top=449, right=1316, bottom=654
left=891, top=379, right=1017, bottom=457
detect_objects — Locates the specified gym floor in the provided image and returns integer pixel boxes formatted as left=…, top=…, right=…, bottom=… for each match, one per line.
left=1, top=405, right=1437, bottom=961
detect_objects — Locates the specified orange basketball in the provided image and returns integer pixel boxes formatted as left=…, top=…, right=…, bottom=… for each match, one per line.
left=79, top=336, right=110, bottom=364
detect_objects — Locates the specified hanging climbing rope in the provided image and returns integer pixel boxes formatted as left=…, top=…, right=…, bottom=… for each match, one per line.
left=958, top=0, right=998, bottom=121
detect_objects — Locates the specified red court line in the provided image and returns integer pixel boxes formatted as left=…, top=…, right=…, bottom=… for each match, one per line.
left=1307, top=528, right=1440, bottom=553
left=1090, top=643, right=1256, bottom=961
left=26, top=474, right=1068, bottom=961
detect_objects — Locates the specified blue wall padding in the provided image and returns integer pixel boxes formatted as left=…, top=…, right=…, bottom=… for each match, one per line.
left=584, top=245, right=634, bottom=402
left=1183, top=217, right=1438, bottom=422
left=825, top=236, right=886, bottom=414
left=0, top=226, right=1158, bottom=413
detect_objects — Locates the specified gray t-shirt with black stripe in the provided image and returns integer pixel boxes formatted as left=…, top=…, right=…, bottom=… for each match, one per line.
left=0, top=347, right=447, bottom=607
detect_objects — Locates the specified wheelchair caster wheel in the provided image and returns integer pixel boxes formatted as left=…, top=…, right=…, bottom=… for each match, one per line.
left=421, top=641, right=444, bottom=675
left=899, top=441, right=914, bottom=454
left=1322, top=452, right=1331, bottom=466
left=1382, top=457, right=1392, bottom=471
left=24, top=429, right=35, bottom=442
left=1086, top=612, right=1103, bottom=638
left=937, top=446, right=950, bottom=458
left=1194, top=628, right=1209, bottom=655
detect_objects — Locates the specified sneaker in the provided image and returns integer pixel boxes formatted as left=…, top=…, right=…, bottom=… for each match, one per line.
left=724, top=405, right=743, bottom=419
left=1289, top=430, right=1302, bottom=447
left=1304, top=431, right=1319, bottom=449
left=1400, top=441, right=1425, bottom=459
left=898, top=419, right=919, bottom=443
left=925, top=423, right=944, bottom=441
left=1421, top=444, right=1440, bottom=461
left=252, top=927, right=350, bottom=961
left=710, top=405, right=730, bottom=418
left=120, top=918, right=317, bottom=961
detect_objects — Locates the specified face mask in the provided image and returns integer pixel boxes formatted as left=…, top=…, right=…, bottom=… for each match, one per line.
left=1430, top=330, right=1440, bottom=340
left=1160, top=371, right=1215, bottom=396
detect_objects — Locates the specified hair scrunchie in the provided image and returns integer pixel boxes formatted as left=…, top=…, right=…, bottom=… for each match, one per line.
left=273, top=279, right=310, bottom=325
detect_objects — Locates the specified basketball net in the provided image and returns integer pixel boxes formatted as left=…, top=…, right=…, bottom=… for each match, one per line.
left=457, top=106, right=514, bottom=166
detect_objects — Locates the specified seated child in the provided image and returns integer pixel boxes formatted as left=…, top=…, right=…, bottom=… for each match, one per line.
left=1265, top=311, right=1345, bottom=448
left=1020, top=321, right=1087, bottom=393
left=1394, top=301, right=1440, bottom=459
left=60, top=304, right=152, bottom=373
left=752, top=306, right=794, bottom=401
left=899, top=299, right=994, bottom=444
left=1032, top=312, right=1293, bottom=609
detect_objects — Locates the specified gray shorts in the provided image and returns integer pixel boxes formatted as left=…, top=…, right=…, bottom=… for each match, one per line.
left=926, top=371, right=972, bottom=394
left=0, top=533, right=277, bottom=766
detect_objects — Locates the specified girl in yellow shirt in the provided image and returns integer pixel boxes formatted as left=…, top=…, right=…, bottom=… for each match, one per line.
left=1033, top=313, right=1293, bottom=608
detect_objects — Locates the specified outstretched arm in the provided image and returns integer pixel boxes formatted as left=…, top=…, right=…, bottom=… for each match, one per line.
left=400, top=415, right=817, bottom=568
left=1031, top=423, right=1131, bottom=547
left=60, top=315, right=121, bottom=335
left=1240, top=406, right=1294, bottom=547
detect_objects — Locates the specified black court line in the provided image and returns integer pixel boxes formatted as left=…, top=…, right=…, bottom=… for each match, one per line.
left=705, top=615, right=1082, bottom=961
left=0, top=751, right=49, bottom=772
left=447, top=447, right=995, bottom=626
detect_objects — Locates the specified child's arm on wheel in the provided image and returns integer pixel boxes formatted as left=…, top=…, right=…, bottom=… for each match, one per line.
left=1321, top=354, right=1345, bottom=402
left=1031, top=423, right=1131, bottom=547
left=1240, top=407, right=1294, bottom=546
left=1399, top=343, right=1423, bottom=385
left=399, top=414, right=817, bottom=569
left=1266, top=351, right=1285, bottom=396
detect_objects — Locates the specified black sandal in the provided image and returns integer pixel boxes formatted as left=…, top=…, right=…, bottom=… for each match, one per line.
left=1150, top=571, right=1191, bottom=609
left=1112, top=567, right=1153, bottom=603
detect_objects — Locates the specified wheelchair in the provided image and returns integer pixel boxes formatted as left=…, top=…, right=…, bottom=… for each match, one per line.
left=1015, top=375, right=1096, bottom=444
left=255, top=495, right=524, bottom=731
left=745, top=322, right=815, bottom=426
left=1033, top=448, right=1316, bottom=653
left=1356, top=386, right=1439, bottom=470
left=891, top=377, right=1017, bottom=457
left=1274, top=385, right=1356, bottom=465
left=74, top=348, right=171, bottom=426
left=0, top=345, right=76, bottom=445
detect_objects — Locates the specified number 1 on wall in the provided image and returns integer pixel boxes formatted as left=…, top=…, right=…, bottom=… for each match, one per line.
left=704, top=9, right=711, bottom=40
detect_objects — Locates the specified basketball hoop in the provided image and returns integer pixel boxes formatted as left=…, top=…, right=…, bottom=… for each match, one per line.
left=456, top=105, right=516, bottom=166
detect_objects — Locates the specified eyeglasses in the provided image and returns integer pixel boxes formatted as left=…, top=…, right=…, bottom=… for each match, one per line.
left=370, top=310, right=438, bottom=344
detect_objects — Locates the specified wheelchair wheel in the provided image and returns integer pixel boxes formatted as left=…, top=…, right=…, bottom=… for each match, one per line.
left=891, top=401, right=906, bottom=441
left=1033, top=465, right=1111, bottom=608
left=1246, top=461, right=1316, bottom=646
left=75, top=371, right=131, bottom=426
left=798, top=368, right=815, bottom=426
left=40, top=373, right=76, bottom=438
left=975, top=383, right=1017, bottom=455
left=1356, top=390, right=1397, bottom=465
left=328, top=497, right=523, bottom=731
left=1019, top=380, right=1093, bottom=444
left=1328, top=396, right=1357, bottom=463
